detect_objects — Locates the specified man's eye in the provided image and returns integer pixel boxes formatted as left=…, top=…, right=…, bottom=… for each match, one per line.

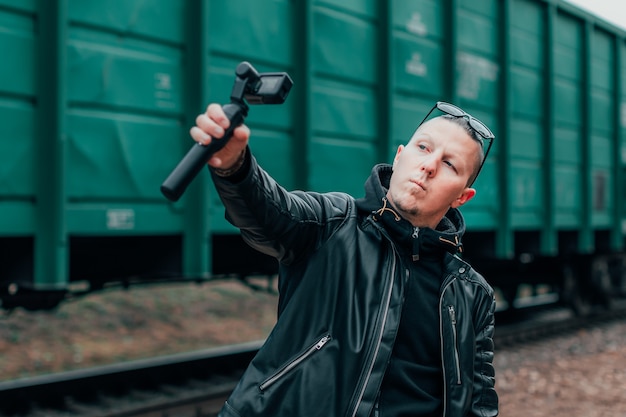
left=444, top=160, right=457, bottom=171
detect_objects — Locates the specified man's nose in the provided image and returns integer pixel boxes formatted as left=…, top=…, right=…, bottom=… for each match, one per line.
left=420, top=155, right=437, bottom=176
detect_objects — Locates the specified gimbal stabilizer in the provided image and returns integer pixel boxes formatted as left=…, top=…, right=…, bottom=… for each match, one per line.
left=161, top=62, right=293, bottom=202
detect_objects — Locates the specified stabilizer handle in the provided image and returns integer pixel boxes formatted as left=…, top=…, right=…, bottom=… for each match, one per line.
left=160, top=103, right=246, bottom=202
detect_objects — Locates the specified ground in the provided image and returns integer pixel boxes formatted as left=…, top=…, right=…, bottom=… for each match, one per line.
left=2, top=280, right=625, bottom=416
left=494, top=320, right=626, bottom=417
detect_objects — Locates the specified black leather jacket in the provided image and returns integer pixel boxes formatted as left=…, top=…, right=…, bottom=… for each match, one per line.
left=213, top=153, right=498, bottom=417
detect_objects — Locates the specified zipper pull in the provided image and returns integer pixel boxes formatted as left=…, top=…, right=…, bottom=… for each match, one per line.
left=315, top=335, right=331, bottom=350
left=448, top=305, right=456, bottom=324
left=412, top=227, right=420, bottom=261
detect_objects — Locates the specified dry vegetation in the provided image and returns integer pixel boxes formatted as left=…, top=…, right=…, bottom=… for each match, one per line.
left=0, top=279, right=278, bottom=381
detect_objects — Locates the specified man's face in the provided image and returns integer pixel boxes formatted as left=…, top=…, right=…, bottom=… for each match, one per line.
left=386, top=117, right=480, bottom=228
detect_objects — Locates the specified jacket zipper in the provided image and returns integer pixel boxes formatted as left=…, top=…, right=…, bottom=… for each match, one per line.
left=259, top=334, right=331, bottom=391
left=448, top=305, right=462, bottom=385
left=350, top=246, right=397, bottom=417
left=439, top=278, right=455, bottom=417
left=373, top=391, right=381, bottom=417
left=411, top=227, right=420, bottom=261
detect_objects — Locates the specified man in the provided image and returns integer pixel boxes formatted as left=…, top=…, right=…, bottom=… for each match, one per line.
left=190, top=101, right=499, bottom=417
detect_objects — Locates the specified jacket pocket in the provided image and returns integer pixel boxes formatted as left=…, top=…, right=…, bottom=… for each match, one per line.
left=259, top=333, right=332, bottom=391
left=448, top=305, right=462, bottom=385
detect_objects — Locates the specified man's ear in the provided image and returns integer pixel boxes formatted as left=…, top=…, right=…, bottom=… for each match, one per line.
left=451, top=188, right=476, bottom=208
left=392, top=144, right=404, bottom=169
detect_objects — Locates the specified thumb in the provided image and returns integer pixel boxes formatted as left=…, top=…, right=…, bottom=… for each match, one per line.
left=232, top=124, right=250, bottom=143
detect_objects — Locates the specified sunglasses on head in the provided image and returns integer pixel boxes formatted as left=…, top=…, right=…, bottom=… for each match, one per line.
left=418, top=101, right=494, bottom=185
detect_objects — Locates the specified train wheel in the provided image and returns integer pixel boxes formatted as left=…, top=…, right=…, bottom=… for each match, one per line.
left=613, top=255, right=626, bottom=297
left=591, top=257, right=614, bottom=310
left=561, top=264, right=591, bottom=316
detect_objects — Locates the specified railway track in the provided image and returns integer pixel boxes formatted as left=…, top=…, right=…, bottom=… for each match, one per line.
left=2, top=302, right=626, bottom=417
left=0, top=340, right=262, bottom=417
left=494, top=299, right=626, bottom=348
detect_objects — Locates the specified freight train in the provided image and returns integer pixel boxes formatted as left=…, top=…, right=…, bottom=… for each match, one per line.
left=1, top=0, right=626, bottom=314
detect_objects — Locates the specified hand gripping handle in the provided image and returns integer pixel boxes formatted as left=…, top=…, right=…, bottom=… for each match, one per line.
left=160, top=103, right=246, bottom=202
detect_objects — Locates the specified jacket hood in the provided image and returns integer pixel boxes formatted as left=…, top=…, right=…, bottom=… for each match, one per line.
left=355, top=163, right=466, bottom=261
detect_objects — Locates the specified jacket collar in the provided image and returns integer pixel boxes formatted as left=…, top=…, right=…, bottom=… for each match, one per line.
left=355, top=164, right=466, bottom=261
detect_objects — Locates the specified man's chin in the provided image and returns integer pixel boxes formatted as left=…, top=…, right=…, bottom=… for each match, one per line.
left=390, top=198, right=419, bottom=218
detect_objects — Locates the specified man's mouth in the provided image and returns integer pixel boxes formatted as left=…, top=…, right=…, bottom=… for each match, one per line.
left=410, top=179, right=426, bottom=191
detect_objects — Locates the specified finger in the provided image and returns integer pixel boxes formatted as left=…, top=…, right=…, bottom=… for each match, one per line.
left=195, top=113, right=225, bottom=139
left=190, top=126, right=211, bottom=145
left=231, top=124, right=250, bottom=142
left=206, top=103, right=230, bottom=130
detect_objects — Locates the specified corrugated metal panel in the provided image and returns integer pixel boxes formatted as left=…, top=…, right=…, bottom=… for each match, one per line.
left=0, top=3, right=37, bottom=234
left=2, top=0, right=626, bottom=291
left=509, top=0, right=546, bottom=229
left=454, top=0, right=501, bottom=231
left=589, top=27, right=615, bottom=227
left=205, top=0, right=295, bottom=233
left=66, top=1, right=186, bottom=234
left=307, top=2, right=380, bottom=195
left=554, top=11, right=584, bottom=229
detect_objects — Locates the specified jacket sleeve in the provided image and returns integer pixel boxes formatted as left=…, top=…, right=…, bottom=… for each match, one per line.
left=210, top=149, right=352, bottom=265
left=470, top=291, right=499, bottom=416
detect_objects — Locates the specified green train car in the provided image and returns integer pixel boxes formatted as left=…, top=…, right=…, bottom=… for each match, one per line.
left=1, top=0, right=625, bottom=312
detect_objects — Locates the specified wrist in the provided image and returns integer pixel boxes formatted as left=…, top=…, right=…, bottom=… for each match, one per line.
left=213, top=149, right=247, bottom=177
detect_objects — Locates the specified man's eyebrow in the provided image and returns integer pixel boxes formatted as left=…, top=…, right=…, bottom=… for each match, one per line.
left=413, top=132, right=433, bottom=142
